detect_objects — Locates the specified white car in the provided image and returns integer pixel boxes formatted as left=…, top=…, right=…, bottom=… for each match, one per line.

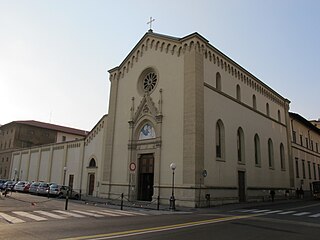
left=13, top=181, right=29, bottom=192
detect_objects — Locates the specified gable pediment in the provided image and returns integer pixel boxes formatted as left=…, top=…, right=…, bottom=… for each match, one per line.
left=132, top=93, right=159, bottom=123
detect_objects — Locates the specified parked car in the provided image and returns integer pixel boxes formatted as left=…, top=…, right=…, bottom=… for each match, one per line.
left=0, top=179, right=8, bottom=190
left=29, top=182, right=41, bottom=194
left=49, top=184, right=80, bottom=199
left=13, top=181, right=29, bottom=192
left=37, top=182, right=51, bottom=195
left=2, top=181, right=16, bottom=191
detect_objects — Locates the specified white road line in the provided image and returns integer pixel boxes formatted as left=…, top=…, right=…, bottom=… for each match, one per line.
left=277, top=211, right=296, bottom=215
left=13, top=211, right=47, bottom=221
left=53, top=210, right=85, bottom=218
left=89, top=210, right=121, bottom=217
left=71, top=210, right=104, bottom=217
left=252, top=209, right=270, bottom=213
left=236, top=209, right=259, bottom=213
left=264, top=210, right=282, bottom=214
left=107, top=209, right=148, bottom=216
left=0, top=212, right=25, bottom=224
left=34, top=210, right=66, bottom=219
left=309, top=213, right=320, bottom=218
left=102, top=210, right=136, bottom=216
left=293, top=212, right=311, bottom=216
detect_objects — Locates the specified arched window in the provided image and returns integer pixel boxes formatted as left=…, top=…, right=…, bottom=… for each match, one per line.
left=236, top=84, right=241, bottom=101
left=266, top=103, right=270, bottom=117
left=216, top=72, right=221, bottom=91
left=280, top=143, right=285, bottom=170
left=254, top=134, right=261, bottom=166
left=216, top=120, right=225, bottom=160
left=252, top=95, right=257, bottom=110
left=268, top=139, right=274, bottom=168
left=89, top=158, right=96, bottom=168
left=237, top=127, right=245, bottom=163
left=278, top=110, right=281, bottom=123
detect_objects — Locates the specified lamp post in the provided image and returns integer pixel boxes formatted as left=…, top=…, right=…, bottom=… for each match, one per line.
left=169, top=163, right=176, bottom=211
left=63, top=166, right=67, bottom=185
left=14, top=168, right=17, bottom=181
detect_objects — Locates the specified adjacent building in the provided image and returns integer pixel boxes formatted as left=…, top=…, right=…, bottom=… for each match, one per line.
left=290, top=113, right=320, bottom=196
left=0, top=120, right=87, bottom=179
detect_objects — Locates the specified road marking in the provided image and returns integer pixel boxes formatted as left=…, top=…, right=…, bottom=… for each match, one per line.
left=89, top=210, right=121, bottom=217
left=34, top=210, right=66, bottom=219
left=13, top=211, right=47, bottom=221
left=107, top=209, right=148, bottom=216
left=59, top=214, right=260, bottom=240
left=293, top=212, right=311, bottom=216
left=264, top=210, right=282, bottom=214
left=71, top=210, right=104, bottom=217
left=277, top=211, right=296, bottom=215
left=0, top=212, right=25, bottom=224
left=252, top=209, right=270, bottom=213
left=235, top=209, right=259, bottom=213
left=309, top=213, right=320, bottom=218
left=53, top=210, right=86, bottom=218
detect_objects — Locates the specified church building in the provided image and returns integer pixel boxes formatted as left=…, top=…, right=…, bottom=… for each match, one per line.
left=100, top=30, right=291, bottom=207
left=11, top=31, right=293, bottom=207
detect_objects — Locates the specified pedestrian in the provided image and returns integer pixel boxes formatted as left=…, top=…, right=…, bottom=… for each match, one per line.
left=270, top=190, right=275, bottom=202
left=296, top=188, right=299, bottom=199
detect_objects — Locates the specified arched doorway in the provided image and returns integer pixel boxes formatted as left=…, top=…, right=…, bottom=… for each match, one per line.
left=137, top=154, right=154, bottom=201
left=88, top=173, right=95, bottom=196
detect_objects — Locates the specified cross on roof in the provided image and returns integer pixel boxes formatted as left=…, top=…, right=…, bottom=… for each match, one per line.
left=147, top=17, right=155, bottom=31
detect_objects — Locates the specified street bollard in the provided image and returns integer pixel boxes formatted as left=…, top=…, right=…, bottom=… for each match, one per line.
left=120, top=193, right=124, bottom=210
left=65, top=189, right=69, bottom=210
left=157, top=195, right=160, bottom=210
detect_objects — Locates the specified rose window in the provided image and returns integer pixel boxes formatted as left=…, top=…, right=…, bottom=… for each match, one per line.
left=143, top=72, right=157, bottom=93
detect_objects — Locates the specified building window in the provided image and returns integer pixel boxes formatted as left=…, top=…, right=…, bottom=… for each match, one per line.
left=254, top=134, right=261, bottom=166
left=302, top=160, right=306, bottom=179
left=308, top=161, right=312, bottom=179
left=268, top=138, right=274, bottom=168
left=295, top=158, right=299, bottom=178
left=216, top=72, right=221, bottom=91
left=236, top=84, right=241, bottom=101
left=313, top=163, right=317, bottom=180
left=316, top=143, right=319, bottom=153
left=237, top=127, right=245, bottom=163
left=300, top=135, right=303, bottom=146
left=293, top=131, right=296, bottom=143
left=306, top=138, right=309, bottom=149
left=311, top=140, right=314, bottom=151
left=216, top=120, right=225, bottom=160
left=89, top=159, right=97, bottom=168
left=62, top=136, right=66, bottom=142
left=143, top=72, right=158, bottom=93
left=280, top=143, right=285, bottom=170
left=278, top=110, right=281, bottom=123
left=252, top=95, right=257, bottom=110
left=318, top=164, right=320, bottom=180
left=266, top=103, right=270, bottom=117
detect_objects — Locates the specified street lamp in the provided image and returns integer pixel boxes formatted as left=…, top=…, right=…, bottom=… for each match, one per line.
left=63, top=166, right=68, bottom=185
left=169, top=163, right=176, bottom=211
left=14, top=168, right=17, bottom=181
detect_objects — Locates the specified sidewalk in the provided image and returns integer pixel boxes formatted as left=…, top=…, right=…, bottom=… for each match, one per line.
left=78, top=195, right=310, bottom=214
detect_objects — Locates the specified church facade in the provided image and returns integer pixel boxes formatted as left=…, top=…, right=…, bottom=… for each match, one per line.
left=10, top=31, right=296, bottom=207
left=100, top=31, right=292, bottom=207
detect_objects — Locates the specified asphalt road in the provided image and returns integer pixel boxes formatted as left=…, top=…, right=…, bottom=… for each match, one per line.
left=1, top=192, right=320, bottom=240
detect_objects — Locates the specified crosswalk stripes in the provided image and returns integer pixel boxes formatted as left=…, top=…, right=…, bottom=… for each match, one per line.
left=233, top=208, right=320, bottom=218
left=0, top=212, right=25, bottom=224
left=70, top=210, right=104, bottom=217
left=0, top=208, right=149, bottom=225
left=34, top=210, right=66, bottom=219
left=53, top=210, right=86, bottom=218
left=13, top=211, right=47, bottom=221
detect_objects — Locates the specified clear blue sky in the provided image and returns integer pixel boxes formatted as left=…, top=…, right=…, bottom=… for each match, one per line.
left=1, top=0, right=319, bottom=131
